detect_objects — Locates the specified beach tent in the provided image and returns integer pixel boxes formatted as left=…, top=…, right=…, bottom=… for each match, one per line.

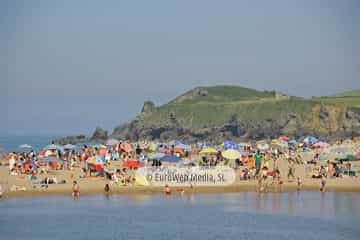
left=223, top=141, right=239, bottom=150
left=160, top=155, right=182, bottom=163
left=106, top=139, right=120, bottom=146
left=222, top=149, right=242, bottom=160
left=199, top=147, right=218, bottom=154
left=19, top=144, right=33, bottom=149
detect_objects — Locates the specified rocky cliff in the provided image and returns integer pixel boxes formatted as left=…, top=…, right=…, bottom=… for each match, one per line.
left=110, top=86, right=360, bottom=142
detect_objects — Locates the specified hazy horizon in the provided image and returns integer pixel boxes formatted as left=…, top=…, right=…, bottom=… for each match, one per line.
left=2, top=0, right=359, bottom=136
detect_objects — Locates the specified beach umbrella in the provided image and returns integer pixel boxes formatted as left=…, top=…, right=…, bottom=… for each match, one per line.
left=63, top=144, right=76, bottom=150
left=279, top=136, right=290, bottom=142
left=174, top=143, right=191, bottom=151
left=176, top=159, right=197, bottom=167
left=43, top=144, right=62, bottom=150
left=148, top=152, right=165, bottom=160
left=123, top=160, right=141, bottom=168
left=330, top=147, right=349, bottom=154
left=160, top=155, right=182, bottom=163
left=223, top=141, right=239, bottom=150
left=19, top=144, right=33, bottom=149
left=40, top=156, right=63, bottom=163
left=304, top=136, right=318, bottom=144
left=222, top=149, right=242, bottom=160
left=239, top=151, right=250, bottom=157
left=257, top=143, right=269, bottom=151
left=313, top=142, right=330, bottom=148
left=106, top=139, right=119, bottom=146
left=346, top=154, right=360, bottom=161
left=200, top=147, right=218, bottom=154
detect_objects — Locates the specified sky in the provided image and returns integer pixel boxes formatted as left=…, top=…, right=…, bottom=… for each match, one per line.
left=1, top=0, right=359, bottom=136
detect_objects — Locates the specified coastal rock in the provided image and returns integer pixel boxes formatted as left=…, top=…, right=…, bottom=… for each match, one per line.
left=141, top=101, right=156, bottom=114
left=53, top=135, right=88, bottom=145
left=91, top=127, right=108, bottom=141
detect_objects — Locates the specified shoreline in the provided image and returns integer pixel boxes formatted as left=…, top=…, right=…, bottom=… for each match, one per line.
left=4, top=182, right=360, bottom=199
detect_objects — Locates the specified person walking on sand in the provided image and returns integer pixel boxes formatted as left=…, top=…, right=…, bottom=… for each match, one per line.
left=254, top=150, right=262, bottom=178
left=72, top=181, right=80, bottom=198
left=287, top=159, right=295, bottom=182
left=297, top=177, right=302, bottom=191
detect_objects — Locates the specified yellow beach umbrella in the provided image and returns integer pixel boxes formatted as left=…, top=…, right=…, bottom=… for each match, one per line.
left=200, top=147, right=218, bottom=154
left=222, top=149, right=242, bottom=160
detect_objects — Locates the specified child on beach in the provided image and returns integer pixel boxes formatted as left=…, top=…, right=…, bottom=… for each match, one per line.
left=104, top=184, right=110, bottom=193
left=72, top=181, right=80, bottom=198
left=297, top=177, right=302, bottom=191
left=320, top=176, right=326, bottom=192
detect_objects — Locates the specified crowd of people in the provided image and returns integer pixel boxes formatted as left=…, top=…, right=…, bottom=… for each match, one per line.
left=0, top=136, right=359, bottom=196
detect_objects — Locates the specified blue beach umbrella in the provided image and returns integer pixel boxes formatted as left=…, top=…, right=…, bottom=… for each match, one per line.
left=148, top=152, right=166, bottom=160
left=160, top=155, right=182, bottom=163
left=224, top=141, right=239, bottom=150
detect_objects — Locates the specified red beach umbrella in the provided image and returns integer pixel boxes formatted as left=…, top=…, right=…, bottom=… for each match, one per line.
left=123, top=160, right=141, bottom=169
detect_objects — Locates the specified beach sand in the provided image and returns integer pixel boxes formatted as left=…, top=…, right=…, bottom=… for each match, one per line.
left=1, top=165, right=360, bottom=199
left=1, top=149, right=360, bottom=198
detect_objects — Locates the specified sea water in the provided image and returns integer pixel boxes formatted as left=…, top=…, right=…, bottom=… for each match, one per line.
left=0, top=136, right=59, bottom=153
left=1, top=191, right=360, bottom=240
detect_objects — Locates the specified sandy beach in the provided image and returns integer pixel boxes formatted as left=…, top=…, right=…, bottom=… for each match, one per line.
left=2, top=151, right=360, bottom=198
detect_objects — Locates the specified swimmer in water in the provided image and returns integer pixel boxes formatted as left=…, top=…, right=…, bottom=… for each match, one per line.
left=164, top=184, right=171, bottom=195
left=72, top=181, right=80, bottom=198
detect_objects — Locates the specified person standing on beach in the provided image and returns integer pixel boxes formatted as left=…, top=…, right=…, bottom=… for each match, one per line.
left=254, top=150, right=262, bottom=178
left=287, top=160, right=295, bottom=181
left=320, top=176, right=326, bottom=192
left=297, top=177, right=302, bottom=191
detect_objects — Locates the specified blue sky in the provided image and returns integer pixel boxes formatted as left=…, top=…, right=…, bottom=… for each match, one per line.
left=1, top=0, right=359, bottom=136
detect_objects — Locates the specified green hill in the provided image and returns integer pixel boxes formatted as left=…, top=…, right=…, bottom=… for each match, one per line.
left=335, top=90, right=360, bottom=97
left=109, top=85, right=360, bottom=142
